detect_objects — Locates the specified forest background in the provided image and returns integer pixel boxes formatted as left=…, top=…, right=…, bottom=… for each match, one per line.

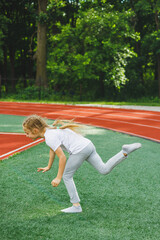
left=0, top=0, right=160, bottom=102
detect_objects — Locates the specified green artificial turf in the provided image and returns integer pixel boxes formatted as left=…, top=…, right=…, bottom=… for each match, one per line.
left=0, top=114, right=54, bottom=133
left=0, top=114, right=26, bottom=133
left=0, top=116, right=160, bottom=240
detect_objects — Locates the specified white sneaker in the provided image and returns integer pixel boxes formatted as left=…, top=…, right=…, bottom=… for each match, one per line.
left=122, top=143, right=142, bottom=155
left=61, top=205, right=82, bottom=213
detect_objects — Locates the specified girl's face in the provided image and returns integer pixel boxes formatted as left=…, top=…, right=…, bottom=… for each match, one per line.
left=23, top=127, right=40, bottom=140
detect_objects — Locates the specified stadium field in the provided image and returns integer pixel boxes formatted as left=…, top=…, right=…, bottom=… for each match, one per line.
left=0, top=114, right=159, bottom=240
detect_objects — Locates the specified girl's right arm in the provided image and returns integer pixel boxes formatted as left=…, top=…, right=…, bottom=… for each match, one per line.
left=37, top=148, right=55, bottom=173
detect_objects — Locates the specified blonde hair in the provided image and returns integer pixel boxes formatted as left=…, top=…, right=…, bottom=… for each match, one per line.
left=23, top=115, right=83, bottom=134
left=23, top=115, right=48, bottom=132
left=52, top=119, right=82, bottom=133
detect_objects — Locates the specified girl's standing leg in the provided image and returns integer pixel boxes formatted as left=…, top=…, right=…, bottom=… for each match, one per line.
left=61, top=145, right=93, bottom=213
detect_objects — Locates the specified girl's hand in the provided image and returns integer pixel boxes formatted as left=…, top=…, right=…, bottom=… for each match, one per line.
left=51, top=177, right=61, bottom=187
left=37, top=166, right=50, bottom=173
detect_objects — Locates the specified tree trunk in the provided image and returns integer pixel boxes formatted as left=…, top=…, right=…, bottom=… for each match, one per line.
left=3, top=46, right=8, bottom=92
left=21, top=50, right=27, bottom=88
left=0, top=74, right=1, bottom=98
left=100, top=72, right=105, bottom=98
left=155, top=10, right=160, bottom=98
left=36, top=0, right=48, bottom=88
left=157, top=53, right=160, bottom=98
left=9, top=47, right=16, bottom=91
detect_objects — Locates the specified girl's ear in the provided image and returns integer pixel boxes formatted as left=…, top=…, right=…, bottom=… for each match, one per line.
left=32, top=128, right=39, bottom=134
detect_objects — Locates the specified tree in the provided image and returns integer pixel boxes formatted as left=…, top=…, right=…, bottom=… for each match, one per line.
left=36, top=0, right=48, bottom=88
left=47, top=3, right=139, bottom=100
left=153, top=2, right=160, bottom=98
left=0, top=0, right=37, bottom=91
left=123, top=0, right=160, bottom=98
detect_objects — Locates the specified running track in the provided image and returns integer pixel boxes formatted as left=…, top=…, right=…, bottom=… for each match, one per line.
left=0, top=101, right=160, bottom=143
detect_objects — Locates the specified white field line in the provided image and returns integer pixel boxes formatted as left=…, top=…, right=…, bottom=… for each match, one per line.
left=83, top=122, right=160, bottom=143
left=1, top=108, right=158, bottom=129
left=1, top=105, right=160, bottom=123
left=0, top=132, right=25, bottom=135
left=55, top=109, right=160, bottom=123
left=45, top=112, right=160, bottom=130
left=0, top=138, right=44, bottom=159
left=1, top=105, right=160, bottom=134
left=48, top=108, right=160, bottom=117
left=1, top=105, right=160, bottom=118
left=1, top=101, right=160, bottom=113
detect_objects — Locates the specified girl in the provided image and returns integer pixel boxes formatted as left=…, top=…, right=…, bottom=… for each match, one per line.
left=23, top=114, right=141, bottom=213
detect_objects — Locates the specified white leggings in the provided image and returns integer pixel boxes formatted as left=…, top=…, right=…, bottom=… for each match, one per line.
left=62, top=142, right=126, bottom=204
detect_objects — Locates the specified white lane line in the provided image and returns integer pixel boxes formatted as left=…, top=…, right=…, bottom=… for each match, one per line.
left=0, top=138, right=44, bottom=159
left=45, top=112, right=160, bottom=130
left=84, top=122, right=160, bottom=143
left=0, top=132, right=25, bottom=135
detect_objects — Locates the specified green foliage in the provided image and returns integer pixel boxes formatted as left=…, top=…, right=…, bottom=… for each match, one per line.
left=0, top=0, right=160, bottom=100
left=143, top=30, right=160, bottom=54
left=37, top=12, right=48, bottom=24
left=48, top=0, right=66, bottom=9
left=47, top=4, right=139, bottom=100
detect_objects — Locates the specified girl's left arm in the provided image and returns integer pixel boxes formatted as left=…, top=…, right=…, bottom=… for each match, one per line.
left=51, top=147, right=66, bottom=187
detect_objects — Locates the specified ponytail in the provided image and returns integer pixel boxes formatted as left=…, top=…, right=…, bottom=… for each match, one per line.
left=52, top=119, right=83, bottom=134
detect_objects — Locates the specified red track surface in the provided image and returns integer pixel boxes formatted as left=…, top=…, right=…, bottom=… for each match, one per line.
left=0, top=101, right=160, bottom=159
left=0, top=132, right=44, bottom=160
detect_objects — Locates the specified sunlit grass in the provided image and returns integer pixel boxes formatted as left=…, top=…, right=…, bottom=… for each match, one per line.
left=0, top=98, right=160, bottom=106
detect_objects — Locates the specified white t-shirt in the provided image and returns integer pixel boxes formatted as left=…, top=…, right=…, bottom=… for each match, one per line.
left=44, top=128, right=91, bottom=154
